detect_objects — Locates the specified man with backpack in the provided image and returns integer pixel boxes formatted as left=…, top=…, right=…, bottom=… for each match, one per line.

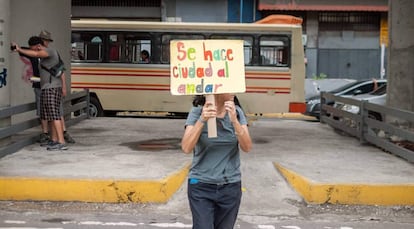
left=12, top=36, right=68, bottom=150
left=38, top=30, right=75, bottom=144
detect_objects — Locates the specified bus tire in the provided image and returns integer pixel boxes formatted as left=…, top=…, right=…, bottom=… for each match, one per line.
left=89, top=97, right=104, bottom=117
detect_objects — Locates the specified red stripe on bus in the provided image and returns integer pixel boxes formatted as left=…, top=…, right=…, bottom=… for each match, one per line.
left=72, top=86, right=290, bottom=94
left=72, top=72, right=169, bottom=77
left=72, top=74, right=290, bottom=81
left=71, top=68, right=168, bottom=73
left=72, top=86, right=169, bottom=91
left=73, top=82, right=169, bottom=87
left=72, top=83, right=290, bottom=91
left=72, top=86, right=291, bottom=94
left=72, top=69, right=291, bottom=79
left=246, top=76, right=290, bottom=80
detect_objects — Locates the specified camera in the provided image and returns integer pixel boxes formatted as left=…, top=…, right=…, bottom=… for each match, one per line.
left=10, top=45, right=17, bottom=51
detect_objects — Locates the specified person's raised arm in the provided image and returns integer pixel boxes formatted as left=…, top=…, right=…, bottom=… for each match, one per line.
left=12, top=42, right=49, bottom=58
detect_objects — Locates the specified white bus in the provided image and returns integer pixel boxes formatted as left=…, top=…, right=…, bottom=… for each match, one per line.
left=71, top=15, right=306, bottom=117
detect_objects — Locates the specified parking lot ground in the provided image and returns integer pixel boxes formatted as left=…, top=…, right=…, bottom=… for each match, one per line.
left=0, top=117, right=413, bottom=206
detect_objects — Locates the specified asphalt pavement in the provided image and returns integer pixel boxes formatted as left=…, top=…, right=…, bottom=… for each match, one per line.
left=0, top=116, right=413, bottom=210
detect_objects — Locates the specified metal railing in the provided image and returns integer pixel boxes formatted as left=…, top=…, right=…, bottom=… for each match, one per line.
left=320, top=92, right=414, bottom=162
left=0, top=90, right=90, bottom=158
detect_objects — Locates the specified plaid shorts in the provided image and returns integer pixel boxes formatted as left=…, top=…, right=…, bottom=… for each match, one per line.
left=40, top=87, right=62, bottom=121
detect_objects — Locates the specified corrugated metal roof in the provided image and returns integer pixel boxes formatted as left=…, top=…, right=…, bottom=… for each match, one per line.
left=258, top=0, right=388, bottom=12
left=259, top=4, right=388, bottom=11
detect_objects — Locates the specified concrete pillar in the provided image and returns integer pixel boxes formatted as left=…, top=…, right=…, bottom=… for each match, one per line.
left=1, top=0, right=71, bottom=147
left=10, top=0, right=72, bottom=111
left=0, top=0, right=11, bottom=147
left=305, top=12, right=319, bottom=78
left=387, top=0, right=414, bottom=112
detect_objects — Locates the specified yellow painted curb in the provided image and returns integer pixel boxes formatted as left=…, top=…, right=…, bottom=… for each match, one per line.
left=247, top=113, right=317, bottom=120
left=0, top=163, right=190, bottom=203
left=274, top=163, right=414, bottom=206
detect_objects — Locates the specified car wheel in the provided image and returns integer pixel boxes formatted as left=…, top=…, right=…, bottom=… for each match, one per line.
left=368, top=111, right=382, bottom=121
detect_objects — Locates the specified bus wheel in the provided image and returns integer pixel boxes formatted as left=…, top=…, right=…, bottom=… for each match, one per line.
left=89, top=97, right=104, bottom=117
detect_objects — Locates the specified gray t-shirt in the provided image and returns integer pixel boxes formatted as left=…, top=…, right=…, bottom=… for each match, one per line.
left=40, top=47, right=63, bottom=89
left=185, top=105, right=248, bottom=184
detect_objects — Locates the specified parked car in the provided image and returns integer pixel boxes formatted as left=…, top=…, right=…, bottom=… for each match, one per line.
left=337, top=84, right=387, bottom=121
left=304, top=79, right=387, bottom=119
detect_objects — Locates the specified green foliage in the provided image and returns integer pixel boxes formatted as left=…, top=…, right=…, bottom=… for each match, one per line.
left=312, top=73, right=327, bottom=80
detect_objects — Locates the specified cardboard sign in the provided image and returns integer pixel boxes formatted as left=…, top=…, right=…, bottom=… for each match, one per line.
left=170, top=40, right=245, bottom=95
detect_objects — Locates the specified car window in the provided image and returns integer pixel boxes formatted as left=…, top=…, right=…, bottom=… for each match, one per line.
left=370, top=85, right=387, bottom=95
left=342, top=83, right=374, bottom=95
left=330, top=80, right=367, bottom=94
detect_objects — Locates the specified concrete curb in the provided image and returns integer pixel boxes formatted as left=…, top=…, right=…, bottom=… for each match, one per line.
left=0, top=163, right=190, bottom=203
left=247, top=113, right=317, bottom=121
left=274, top=163, right=414, bottom=206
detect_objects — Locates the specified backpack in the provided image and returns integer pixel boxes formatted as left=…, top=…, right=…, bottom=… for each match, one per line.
left=41, top=53, right=65, bottom=78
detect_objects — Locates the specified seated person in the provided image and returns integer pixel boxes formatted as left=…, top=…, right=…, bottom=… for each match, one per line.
left=140, top=50, right=150, bottom=63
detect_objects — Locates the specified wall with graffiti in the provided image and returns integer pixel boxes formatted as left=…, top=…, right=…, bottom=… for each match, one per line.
left=0, top=0, right=71, bottom=123
left=0, top=0, right=10, bottom=110
left=4, top=0, right=71, bottom=110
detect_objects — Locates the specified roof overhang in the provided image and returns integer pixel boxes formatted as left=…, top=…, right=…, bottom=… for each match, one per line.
left=258, top=0, right=388, bottom=12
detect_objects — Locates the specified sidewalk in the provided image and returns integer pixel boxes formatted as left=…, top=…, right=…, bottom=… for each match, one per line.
left=0, top=117, right=413, bottom=206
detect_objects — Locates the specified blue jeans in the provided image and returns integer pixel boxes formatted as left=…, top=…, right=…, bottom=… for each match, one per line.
left=188, top=180, right=242, bottom=229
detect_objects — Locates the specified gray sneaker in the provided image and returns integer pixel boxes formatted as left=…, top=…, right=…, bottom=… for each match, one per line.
left=47, top=143, right=68, bottom=151
left=37, top=133, right=50, bottom=144
left=64, top=132, right=76, bottom=143
left=40, top=140, right=56, bottom=147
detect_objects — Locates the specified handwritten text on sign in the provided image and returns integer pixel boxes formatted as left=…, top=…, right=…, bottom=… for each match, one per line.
left=170, top=40, right=245, bottom=95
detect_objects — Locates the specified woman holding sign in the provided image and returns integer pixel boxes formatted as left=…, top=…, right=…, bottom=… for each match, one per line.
left=181, top=93, right=252, bottom=229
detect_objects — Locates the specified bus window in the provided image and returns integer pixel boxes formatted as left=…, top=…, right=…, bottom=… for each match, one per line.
left=210, top=35, right=253, bottom=65
left=88, top=36, right=103, bottom=61
left=109, top=34, right=121, bottom=62
left=259, top=36, right=290, bottom=67
left=108, top=33, right=151, bottom=63
left=71, top=32, right=103, bottom=62
left=161, top=34, right=205, bottom=63
left=71, top=43, right=85, bottom=61
left=125, top=38, right=151, bottom=63
left=71, top=34, right=102, bottom=62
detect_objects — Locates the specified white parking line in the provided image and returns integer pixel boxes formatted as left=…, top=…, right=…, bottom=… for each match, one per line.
left=0, top=228, right=63, bottom=229
left=3, top=221, right=26, bottom=224
left=149, top=222, right=192, bottom=228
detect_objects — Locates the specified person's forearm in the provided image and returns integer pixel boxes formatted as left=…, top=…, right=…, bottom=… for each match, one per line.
left=181, top=120, right=205, bottom=154
left=237, top=125, right=252, bottom=152
left=62, top=74, right=67, bottom=89
left=232, top=120, right=252, bottom=152
left=61, top=74, right=67, bottom=96
left=16, top=46, right=48, bottom=58
left=16, top=47, right=38, bottom=58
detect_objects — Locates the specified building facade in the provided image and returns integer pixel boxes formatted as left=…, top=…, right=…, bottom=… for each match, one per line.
left=71, top=0, right=388, bottom=80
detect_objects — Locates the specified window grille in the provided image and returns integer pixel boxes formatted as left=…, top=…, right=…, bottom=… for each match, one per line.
left=319, top=12, right=380, bottom=31
left=72, top=0, right=161, bottom=7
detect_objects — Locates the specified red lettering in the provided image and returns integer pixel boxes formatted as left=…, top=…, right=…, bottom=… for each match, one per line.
left=177, top=42, right=186, bottom=61
left=227, top=49, right=233, bottom=61
left=172, top=66, right=178, bottom=78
